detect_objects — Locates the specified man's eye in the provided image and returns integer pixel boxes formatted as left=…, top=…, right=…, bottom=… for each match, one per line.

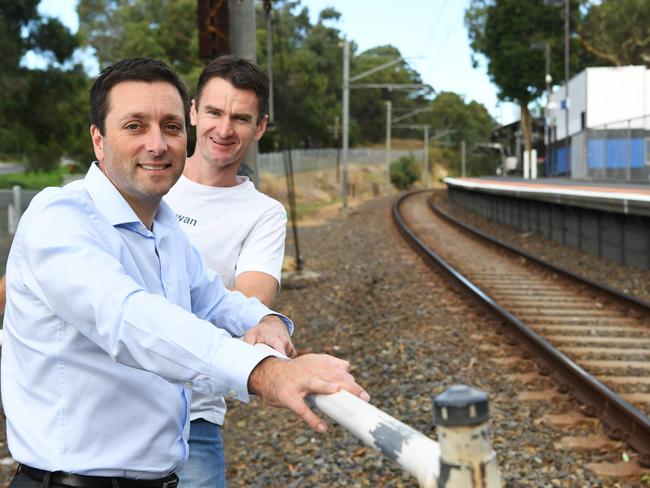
left=125, top=123, right=140, bottom=130
left=166, top=124, right=183, bottom=132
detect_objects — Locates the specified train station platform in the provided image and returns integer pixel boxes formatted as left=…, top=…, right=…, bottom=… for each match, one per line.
left=444, top=177, right=650, bottom=217
left=443, top=177, right=650, bottom=269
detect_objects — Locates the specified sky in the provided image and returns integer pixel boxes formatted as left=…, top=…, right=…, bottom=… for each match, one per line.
left=33, top=0, right=518, bottom=124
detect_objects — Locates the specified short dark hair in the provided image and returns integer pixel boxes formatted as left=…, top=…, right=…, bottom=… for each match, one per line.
left=89, top=57, right=190, bottom=135
left=195, top=56, right=269, bottom=123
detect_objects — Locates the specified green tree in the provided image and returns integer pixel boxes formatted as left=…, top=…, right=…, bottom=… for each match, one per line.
left=579, top=0, right=650, bottom=67
left=0, top=0, right=88, bottom=170
left=465, top=0, right=583, bottom=153
left=257, top=1, right=345, bottom=149
left=78, top=0, right=204, bottom=85
left=419, top=91, right=497, bottom=176
left=349, top=45, right=431, bottom=144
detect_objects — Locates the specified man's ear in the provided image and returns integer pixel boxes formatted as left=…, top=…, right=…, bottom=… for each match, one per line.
left=255, top=114, right=269, bottom=141
left=190, top=99, right=198, bottom=127
left=90, top=125, right=104, bottom=162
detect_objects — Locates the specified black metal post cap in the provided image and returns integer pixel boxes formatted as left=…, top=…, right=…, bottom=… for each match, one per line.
left=433, top=384, right=489, bottom=427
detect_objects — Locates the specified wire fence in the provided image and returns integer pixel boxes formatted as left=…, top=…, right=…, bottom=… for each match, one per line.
left=258, top=147, right=423, bottom=175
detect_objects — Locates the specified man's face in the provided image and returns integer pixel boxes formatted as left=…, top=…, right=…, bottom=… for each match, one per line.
left=91, top=81, right=187, bottom=210
left=191, top=77, right=267, bottom=170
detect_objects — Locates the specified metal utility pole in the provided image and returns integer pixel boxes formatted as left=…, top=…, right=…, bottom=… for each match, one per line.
left=544, top=41, right=552, bottom=177
left=385, top=100, right=392, bottom=193
left=341, top=44, right=429, bottom=207
left=564, top=0, right=570, bottom=175
left=229, top=0, right=259, bottom=185
left=342, top=40, right=350, bottom=208
left=423, top=125, right=429, bottom=188
left=263, top=0, right=274, bottom=123
left=461, top=140, right=466, bottom=177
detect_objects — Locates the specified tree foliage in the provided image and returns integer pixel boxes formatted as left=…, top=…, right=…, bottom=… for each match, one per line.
left=78, top=0, right=204, bottom=86
left=465, top=0, right=584, bottom=152
left=0, top=0, right=90, bottom=170
left=579, top=0, right=650, bottom=67
left=390, top=154, right=419, bottom=190
left=256, top=2, right=430, bottom=150
left=1, top=0, right=500, bottom=177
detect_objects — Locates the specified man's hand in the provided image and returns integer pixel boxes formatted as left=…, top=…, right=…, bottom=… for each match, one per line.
left=247, top=354, right=370, bottom=433
left=243, top=315, right=297, bottom=358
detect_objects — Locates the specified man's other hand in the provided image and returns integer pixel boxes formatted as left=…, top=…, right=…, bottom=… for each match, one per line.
left=247, top=354, right=371, bottom=433
left=244, top=315, right=297, bottom=358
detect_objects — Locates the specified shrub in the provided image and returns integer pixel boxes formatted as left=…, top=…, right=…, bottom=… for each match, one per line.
left=389, top=154, right=420, bottom=190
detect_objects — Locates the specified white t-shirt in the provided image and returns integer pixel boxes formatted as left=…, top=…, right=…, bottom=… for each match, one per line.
left=164, top=174, right=287, bottom=424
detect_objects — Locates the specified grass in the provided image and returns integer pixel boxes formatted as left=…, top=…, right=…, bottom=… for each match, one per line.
left=289, top=197, right=341, bottom=220
left=0, top=167, right=67, bottom=190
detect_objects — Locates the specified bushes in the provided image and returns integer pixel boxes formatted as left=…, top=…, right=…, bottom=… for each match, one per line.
left=389, top=154, right=420, bottom=190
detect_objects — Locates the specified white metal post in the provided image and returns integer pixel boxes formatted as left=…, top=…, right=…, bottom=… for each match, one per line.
left=8, top=185, right=21, bottom=235
left=342, top=40, right=350, bottom=208
left=434, top=385, right=501, bottom=487
left=531, top=149, right=538, bottom=179
left=254, top=345, right=500, bottom=487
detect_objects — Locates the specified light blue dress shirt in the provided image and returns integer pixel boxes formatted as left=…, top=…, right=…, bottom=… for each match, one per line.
left=1, top=164, right=292, bottom=479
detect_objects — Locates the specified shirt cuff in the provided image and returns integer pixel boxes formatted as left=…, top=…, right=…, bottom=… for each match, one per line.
left=263, top=313, right=294, bottom=336
left=210, top=337, right=275, bottom=403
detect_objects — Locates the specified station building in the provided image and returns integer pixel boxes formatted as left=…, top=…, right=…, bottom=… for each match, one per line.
left=547, top=65, right=650, bottom=181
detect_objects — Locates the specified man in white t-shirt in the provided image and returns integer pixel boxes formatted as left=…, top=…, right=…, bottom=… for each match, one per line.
left=164, top=56, right=288, bottom=488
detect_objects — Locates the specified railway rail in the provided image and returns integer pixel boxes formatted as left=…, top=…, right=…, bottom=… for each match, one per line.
left=393, top=190, right=650, bottom=467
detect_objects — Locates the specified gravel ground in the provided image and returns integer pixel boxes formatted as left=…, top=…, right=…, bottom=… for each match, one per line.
left=0, top=193, right=647, bottom=487
left=222, top=194, right=648, bottom=487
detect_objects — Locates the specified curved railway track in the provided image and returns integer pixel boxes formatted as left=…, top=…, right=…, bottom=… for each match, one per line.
left=393, top=190, right=650, bottom=467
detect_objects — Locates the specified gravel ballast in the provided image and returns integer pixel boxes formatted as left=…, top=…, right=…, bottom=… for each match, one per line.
left=0, top=193, right=647, bottom=487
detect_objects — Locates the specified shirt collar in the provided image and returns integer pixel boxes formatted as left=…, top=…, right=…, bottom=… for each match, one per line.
left=84, top=162, right=178, bottom=238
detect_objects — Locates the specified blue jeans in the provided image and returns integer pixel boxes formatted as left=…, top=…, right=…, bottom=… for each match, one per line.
left=177, top=419, right=226, bottom=488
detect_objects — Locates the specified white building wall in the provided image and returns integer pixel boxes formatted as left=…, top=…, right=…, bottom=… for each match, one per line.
left=586, top=66, right=647, bottom=129
left=547, top=65, right=649, bottom=135
left=548, top=71, right=586, bottom=139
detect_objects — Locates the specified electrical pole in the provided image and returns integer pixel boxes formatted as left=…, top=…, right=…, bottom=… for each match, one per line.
left=342, top=40, right=350, bottom=209
left=461, top=140, right=466, bottom=178
left=564, top=0, right=570, bottom=175
left=264, top=0, right=274, bottom=124
left=544, top=41, right=552, bottom=178
left=385, top=100, right=392, bottom=193
left=229, top=0, right=259, bottom=185
left=423, top=125, right=429, bottom=188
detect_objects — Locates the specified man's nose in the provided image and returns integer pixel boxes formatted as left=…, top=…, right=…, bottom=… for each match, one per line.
left=215, top=117, right=234, bottom=137
left=144, top=127, right=167, bottom=156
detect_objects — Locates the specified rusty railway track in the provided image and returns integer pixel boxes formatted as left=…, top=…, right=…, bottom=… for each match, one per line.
left=393, top=190, right=650, bottom=466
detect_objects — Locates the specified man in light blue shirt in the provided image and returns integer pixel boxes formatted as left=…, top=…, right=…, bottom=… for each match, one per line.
left=1, top=57, right=368, bottom=488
